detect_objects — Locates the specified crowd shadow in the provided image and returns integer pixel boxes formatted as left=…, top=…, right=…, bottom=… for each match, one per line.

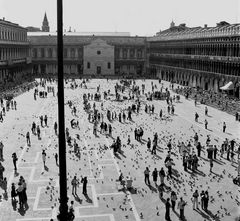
left=213, top=159, right=225, bottom=165
left=172, top=209, right=180, bottom=218
left=17, top=202, right=29, bottom=216
left=74, top=194, right=82, bottom=204
left=194, top=208, right=220, bottom=221
left=147, top=184, right=158, bottom=193
left=194, top=169, right=206, bottom=177
left=119, top=150, right=127, bottom=158
left=14, top=171, right=19, bottom=177
left=11, top=199, right=18, bottom=211
left=211, top=171, right=222, bottom=177
left=83, top=193, right=93, bottom=204
left=44, top=165, right=49, bottom=171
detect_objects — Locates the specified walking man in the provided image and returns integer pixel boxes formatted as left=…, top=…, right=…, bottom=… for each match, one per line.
left=0, top=141, right=3, bottom=160
left=0, top=162, right=5, bottom=181
left=205, top=106, right=208, bottom=116
left=81, top=176, right=88, bottom=195
left=12, top=152, right=18, bottom=171
left=204, top=119, right=208, bottom=130
left=159, top=167, right=166, bottom=185
left=178, top=197, right=187, bottom=220
left=165, top=198, right=171, bottom=221
left=192, top=190, right=199, bottom=210
left=54, top=122, right=58, bottom=135
left=71, top=176, right=79, bottom=195
left=223, top=122, right=226, bottom=133
left=147, top=138, right=151, bottom=151
left=144, top=167, right=150, bottom=185
left=54, top=153, right=58, bottom=166
left=26, top=132, right=31, bottom=146
left=42, top=150, right=46, bottom=168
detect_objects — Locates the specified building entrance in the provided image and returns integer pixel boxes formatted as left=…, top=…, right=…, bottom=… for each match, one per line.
left=97, top=66, right=101, bottom=75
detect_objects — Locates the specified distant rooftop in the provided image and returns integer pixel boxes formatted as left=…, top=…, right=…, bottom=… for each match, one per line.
left=0, top=18, right=26, bottom=30
left=28, top=33, right=146, bottom=46
left=28, top=31, right=131, bottom=37
left=149, top=21, right=240, bottom=41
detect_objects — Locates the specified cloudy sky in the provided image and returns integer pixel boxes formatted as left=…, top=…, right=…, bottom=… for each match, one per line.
left=0, top=0, right=239, bottom=36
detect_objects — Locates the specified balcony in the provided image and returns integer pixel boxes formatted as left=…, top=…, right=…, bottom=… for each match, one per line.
left=0, top=57, right=31, bottom=66
left=150, top=53, right=240, bottom=62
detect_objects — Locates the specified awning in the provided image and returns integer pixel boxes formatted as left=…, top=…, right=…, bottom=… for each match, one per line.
left=220, top=81, right=234, bottom=90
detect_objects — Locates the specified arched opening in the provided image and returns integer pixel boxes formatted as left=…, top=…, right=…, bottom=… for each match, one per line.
left=234, top=82, right=239, bottom=98
left=213, top=78, right=219, bottom=93
left=204, top=80, right=208, bottom=90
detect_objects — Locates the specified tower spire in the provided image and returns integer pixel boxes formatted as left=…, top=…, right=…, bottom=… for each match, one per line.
left=170, top=19, right=175, bottom=28
left=42, top=12, right=50, bottom=32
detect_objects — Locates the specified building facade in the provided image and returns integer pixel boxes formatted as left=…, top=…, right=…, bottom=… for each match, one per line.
left=2, top=14, right=240, bottom=98
left=83, top=39, right=114, bottom=75
left=148, top=21, right=240, bottom=97
left=28, top=32, right=147, bottom=77
left=0, top=18, right=31, bottom=89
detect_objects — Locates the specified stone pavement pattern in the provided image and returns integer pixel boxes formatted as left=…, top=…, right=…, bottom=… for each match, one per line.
left=0, top=79, right=239, bottom=221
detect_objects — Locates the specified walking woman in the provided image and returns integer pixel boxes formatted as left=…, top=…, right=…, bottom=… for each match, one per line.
left=170, top=191, right=177, bottom=211
left=42, top=150, right=47, bottom=168
left=152, top=168, right=158, bottom=186
left=204, top=191, right=209, bottom=211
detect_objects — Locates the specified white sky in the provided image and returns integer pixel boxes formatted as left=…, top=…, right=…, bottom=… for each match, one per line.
left=0, top=0, right=239, bottom=36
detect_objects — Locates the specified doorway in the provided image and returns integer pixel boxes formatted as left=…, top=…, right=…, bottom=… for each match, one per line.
left=97, top=66, right=101, bottom=75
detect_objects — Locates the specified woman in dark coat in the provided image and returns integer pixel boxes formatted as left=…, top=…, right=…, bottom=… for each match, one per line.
left=11, top=183, right=17, bottom=200
left=152, top=168, right=158, bottom=185
left=204, top=191, right=209, bottom=211
left=82, top=177, right=88, bottom=195
left=16, top=182, right=24, bottom=207
left=165, top=198, right=171, bottom=221
left=22, top=179, right=28, bottom=204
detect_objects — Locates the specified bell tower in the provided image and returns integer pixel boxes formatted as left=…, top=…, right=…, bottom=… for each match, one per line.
left=170, top=20, right=175, bottom=28
left=42, top=12, right=50, bottom=32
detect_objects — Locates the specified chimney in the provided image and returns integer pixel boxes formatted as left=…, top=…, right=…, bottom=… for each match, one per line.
left=204, top=24, right=208, bottom=28
left=3, top=17, right=5, bottom=21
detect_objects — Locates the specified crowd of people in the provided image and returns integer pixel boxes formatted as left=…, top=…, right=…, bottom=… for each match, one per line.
left=174, top=85, right=240, bottom=117
left=0, top=77, right=239, bottom=221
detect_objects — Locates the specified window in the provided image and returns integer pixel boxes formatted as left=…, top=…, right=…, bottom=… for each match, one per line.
left=137, top=49, right=142, bottom=59
left=64, top=48, right=68, bottom=58
left=123, top=49, right=127, bottom=59
left=48, top=48, right=53, bottom=58
left=33, top=48, right=38, bottom=58
left=78, top=48, right=82, bottom=58
left=97, top=50, right=101, bottom=55
left=130, top=49, right=135, bottom=58
left=87, top=62, right=90, bottom=69
left=115, top=49, right=120, bottom=59
left=41, top=48, right=45, bottom=58
left=71, top=48, right=75, bottom=58
left=108, top=62, right=111, bottom=69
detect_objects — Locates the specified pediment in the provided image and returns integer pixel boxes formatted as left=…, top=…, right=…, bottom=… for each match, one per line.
left=88, top=38, right=111, bottom=47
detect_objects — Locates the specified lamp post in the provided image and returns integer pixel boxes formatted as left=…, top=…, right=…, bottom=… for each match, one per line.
left=57, top=0, right=68, bottom=220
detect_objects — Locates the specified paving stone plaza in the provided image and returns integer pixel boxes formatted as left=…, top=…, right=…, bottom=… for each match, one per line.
left=0, top=78, right=239, bottom=221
